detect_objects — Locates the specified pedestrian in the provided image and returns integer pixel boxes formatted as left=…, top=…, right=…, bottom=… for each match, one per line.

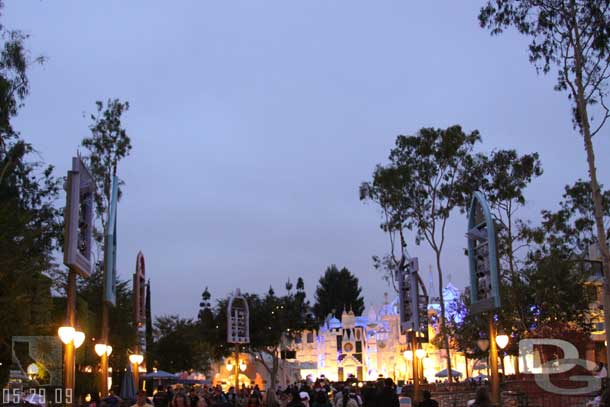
left=196, top=395, right=208, bottom=407
left=89, top=393, right=101, bottom=407
left=102, top=389, right=122, bottom=407
left=417, top=390, right=438, bottom=407
left=299, top=392, right=311, bottom=407
left=154, top=387, right=170, bottom=407
left=375, top=379, right=398, bottom=407
left=470, top=388, right=491, bottom=407
left=132, top=391, right=154, bottom=407
left=265, top=389, right=280, bottom=407
left=172, top=393, right=190, bottom=407
left=287, top=390, right=305, bottom=407
left=310, top=391, right=330, bottom=407
left=245, top=393, right=261, bottom=407
left=337, top=388, right=358, bottom=407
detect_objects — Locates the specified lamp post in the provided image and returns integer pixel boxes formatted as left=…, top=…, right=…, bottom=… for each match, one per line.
left=415, top=343, right=426, bottom=387
left=225, top=355, right=246, bottom=390
left=409, top=333, right=421, bottom=404
left=496, top=331, right=509, bottom=379
left=58, top=322, right=86, bottom=402
left=95, top=343, right=112, bottom=394
left=488, top=317, right=501, bottom=406
left=62, top=157, right=95, bottom=402
left=129, top=353, right=144, bottom=390
left=234, top=346, right=240, bottom=390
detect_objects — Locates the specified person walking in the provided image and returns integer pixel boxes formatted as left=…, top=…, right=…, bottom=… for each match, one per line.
left=470, top=388, right=491, bottom=407
left=131, top=391, right=154, bottom=407
left=376, top=379, right=398, bottom=407
left=417, top=391, right=438, bottom=407
left=310, top=391, right=331, bottom=407
left=153, top=387, right=170, bottom=407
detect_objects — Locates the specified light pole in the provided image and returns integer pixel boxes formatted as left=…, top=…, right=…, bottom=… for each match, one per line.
left=62, top=156, right=95, bottom=402
left=129, top=353, right=144, bottom=390
left=415, top=343, right=426, bottom=387
left=410, top=333, right=420, bottom=404
left=488, top=317, right=500, bottom=406
left=58, top=321, right=86, bottom=400
left=95, top=343, right=112, bottom=394
left=496, top=331, right=509, bottom=378
left=227, top=290, right=250, bottom=392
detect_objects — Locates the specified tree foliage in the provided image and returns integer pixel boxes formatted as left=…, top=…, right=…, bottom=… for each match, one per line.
left=77, top=268, right=135, bottom=375
left=361, top=125, right=481, bottom=382
left=151, top=315, right=211, bottom=373
left=81, top=99, right=131, bottom=244
left=0, top=1, right=59, bottom=387
left=480, top=0, right=610, bottom=368
left=313, top=265, right=364, bottom=323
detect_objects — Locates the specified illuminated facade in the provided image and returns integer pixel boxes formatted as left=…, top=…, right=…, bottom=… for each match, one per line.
left=293, top=285, right=489, bottom=383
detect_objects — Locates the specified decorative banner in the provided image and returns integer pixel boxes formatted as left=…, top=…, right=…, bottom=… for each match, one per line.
left=227, top=289, right=250, bottom=344
left=63, top=156, right=95, bottom=277
left=103, top=175, right=119, bottom=306
left=134, top=252, right=146, bottom=326
left=467, top=191, right=501, bottom=314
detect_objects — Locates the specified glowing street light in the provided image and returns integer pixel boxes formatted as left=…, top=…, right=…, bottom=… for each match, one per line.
left=225, top=361, right=234, bottom=372
left=415, top=347, right=426, bottom=360
left=129, top=354, right=144, bottom=365
left=73, top=331, right=86, bottom=349
left=403, top=350, right=413, bottom=361
left=239, top=360, right=247, bottom=372
left=27, top=363, right=39, bottom=380
left=495, top=334, right=509, bottom=350
left=58, top=326, right=76, bottom=345
left=95, top=344, right=113, bottom=357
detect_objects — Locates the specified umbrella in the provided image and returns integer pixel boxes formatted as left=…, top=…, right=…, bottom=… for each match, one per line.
left=473, top=359, right=488, bottom=370
left=120, top=364, right=136, bottom=401
left=435, top=368, right=463, bottom=378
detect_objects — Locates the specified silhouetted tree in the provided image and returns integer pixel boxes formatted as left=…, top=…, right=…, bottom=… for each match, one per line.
left=313, top=265, right=365, bottom=323
left=480, top=0, right=610, bottom=372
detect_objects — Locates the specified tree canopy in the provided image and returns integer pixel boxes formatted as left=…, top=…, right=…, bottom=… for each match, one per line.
left=313, top=265, right=364, bottom=323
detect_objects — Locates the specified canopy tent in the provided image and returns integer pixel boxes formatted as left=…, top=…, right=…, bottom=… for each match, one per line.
left=142, top=370, right=177, bottom=380
left=177, top=379, right=212, bottom=385
left=473, top=359, right=488, bottom=370
left=435, top=368, right=463, bottom=378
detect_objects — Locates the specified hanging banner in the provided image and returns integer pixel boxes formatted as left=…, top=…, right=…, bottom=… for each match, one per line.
left=63, top=156, right=95, bottom=277
left=103, top=175, right=119, bottom=306
left=134, top=252, right=146, bottom=326
left=467, top=191, right=501, bottom=314
left=227, top=289, right=250, bottom=344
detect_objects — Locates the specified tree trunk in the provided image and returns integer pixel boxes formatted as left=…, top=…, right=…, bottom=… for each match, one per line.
left=271, top=354, right=279, bottom=390
left=436, top=251, right=453, bottom=383
left=571, top=6, right=610, bottom=377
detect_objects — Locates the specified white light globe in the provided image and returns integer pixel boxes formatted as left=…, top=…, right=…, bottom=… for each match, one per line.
left=58, top=326, right=75, bottom=345
left=73, top=331, right=86, bottom=349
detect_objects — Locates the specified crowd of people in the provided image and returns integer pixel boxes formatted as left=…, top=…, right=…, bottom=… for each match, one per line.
left=88, top=378, right=502, bottom=407
left=135, top=378, right=402, bottom=407
left=109, top=378, right=439, bottom=407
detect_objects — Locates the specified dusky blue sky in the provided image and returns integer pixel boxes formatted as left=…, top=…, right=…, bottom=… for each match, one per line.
left=6, top=1, right=610, bottom=319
